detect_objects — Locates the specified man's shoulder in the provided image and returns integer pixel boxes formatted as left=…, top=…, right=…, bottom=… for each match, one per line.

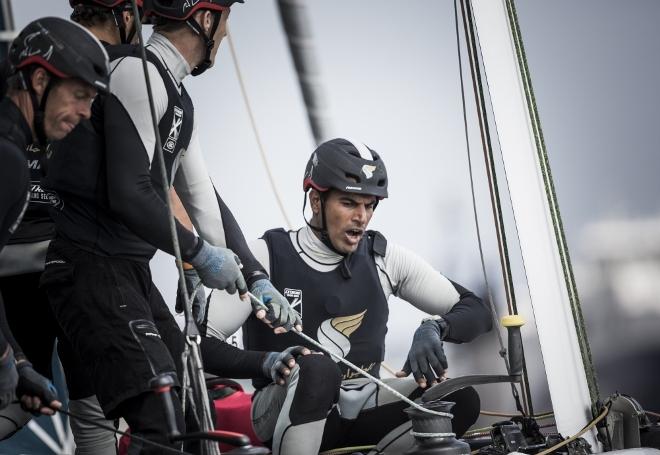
left=366, top=230, right=387, bottom=257
left=0, top=137, right=26, bottom=167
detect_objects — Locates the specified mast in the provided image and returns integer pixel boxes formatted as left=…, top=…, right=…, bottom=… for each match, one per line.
left=0, top=0, right=15, bottom=60
left=276, top=0, right=333, bottom=145
left=470, top=0, right=601, bottom=448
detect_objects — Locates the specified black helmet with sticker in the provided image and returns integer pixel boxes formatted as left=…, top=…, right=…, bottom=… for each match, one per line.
left=303, top=138, right=388, bottom=199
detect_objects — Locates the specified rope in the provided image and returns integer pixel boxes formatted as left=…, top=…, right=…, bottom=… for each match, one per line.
left=411, top=430, right=456, bottom=439
left=503, top=0, right=601, bottom=410
left=226, top=29, right=293, bottom=230
left=535, top=403, right=610, bottom=455
left=247, top=291, right=452, bottom=419
left=129, top=2, right=219, bottom=453
left=319, top=445, right=376, bottom=455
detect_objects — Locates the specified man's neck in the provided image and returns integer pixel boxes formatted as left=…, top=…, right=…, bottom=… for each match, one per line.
left=86, top=24, right=119, bottom=46
left=159, top=30, right=202, bottom=72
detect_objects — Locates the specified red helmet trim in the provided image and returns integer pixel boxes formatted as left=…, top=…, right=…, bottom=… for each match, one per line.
left=146, top=2, right=228, bottom=21
left=17, top=56, right=68, bottom=79
left=303, top=177, right=329, bottom=193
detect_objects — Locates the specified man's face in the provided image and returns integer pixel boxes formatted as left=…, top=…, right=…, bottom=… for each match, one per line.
left=209, top=9, right=230, bottom=67
left=43, top=78, right=96, bottom=140
left=312, top=190, right=378, bottom=254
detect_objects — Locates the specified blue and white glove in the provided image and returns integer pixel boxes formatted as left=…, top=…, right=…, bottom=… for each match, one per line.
left=0, top=347, right=18, bottom=410
left=175, top=268, right=207, bottom=325
left=397, top=320, right=448, bottom=388
left=189, top=240, right=247, bottom=295
left=262, top=346, right=310, bottom=385
left=249, top=279, right=302, bottom=332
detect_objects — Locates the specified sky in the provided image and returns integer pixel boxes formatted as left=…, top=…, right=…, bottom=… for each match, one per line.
left=9, top=0, right=660, bottom=427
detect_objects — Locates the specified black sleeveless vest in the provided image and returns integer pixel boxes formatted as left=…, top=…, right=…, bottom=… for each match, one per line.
left=243, top=228, right=389, bottom=389
left=43, top=44, right=194, bottom=260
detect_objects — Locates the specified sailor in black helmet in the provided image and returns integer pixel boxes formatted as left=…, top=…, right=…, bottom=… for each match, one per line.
left=69, top=0, right=143, bottom=45
left=0, top=15, right=109, bottom=422
left=40, top=0, right=300, bottom=453
left=1, top=2, right=145, bottom=451
left=206, top=138, right=493, bottom=454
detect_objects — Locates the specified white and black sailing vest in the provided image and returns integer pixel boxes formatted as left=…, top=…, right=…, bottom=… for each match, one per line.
left=244, top=228, right=390, bottom=389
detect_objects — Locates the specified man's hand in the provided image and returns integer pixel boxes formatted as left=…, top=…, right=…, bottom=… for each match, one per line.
left=16, top=361, right=61, bottom=416
left=175, top=268, right=207, bottom=325
left=0, top=347, right=18, bottom=410
left=396, top=320, right=448, bottom=389
left=189, top=240, right=247, bottom=295
left=262, top=346, right=311, bottom=385
left=249, top=279, right=302, bottom=334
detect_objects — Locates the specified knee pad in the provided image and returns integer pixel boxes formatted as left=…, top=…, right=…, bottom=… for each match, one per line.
left=0, top=403, right=31, bottom=440
left=289, top=354, right=342, bottom=425
left=68, top=396, right=118, bottom=455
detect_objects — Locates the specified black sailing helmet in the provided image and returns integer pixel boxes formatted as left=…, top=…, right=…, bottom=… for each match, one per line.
left=303, top=138, right=389, bottom=199
left=69, top=0, right=144, bottom=44
left=9, top=17, right=110, bottom=93
left=302, top=138, right=388, bottom=275
left=8, top=17, right=110, bottom=144
left=143, top=0, right=244, bottom=76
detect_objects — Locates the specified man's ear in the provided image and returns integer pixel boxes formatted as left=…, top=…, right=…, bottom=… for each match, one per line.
left=122, top=10, right=133, bottom=28
left=30, top=68, right=50, bottom=100
left=309, top=190, right=321, bottom=215
left=197, top=10, right=213, bottom=34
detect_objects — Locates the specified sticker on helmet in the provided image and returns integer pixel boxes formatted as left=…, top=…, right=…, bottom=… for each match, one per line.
left=361, top=164, right=376, bottom=179
left=19, top=30, right=54, bottom=61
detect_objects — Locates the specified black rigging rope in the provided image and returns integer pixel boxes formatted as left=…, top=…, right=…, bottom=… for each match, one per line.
left=454, top=0, right=535, bottom=415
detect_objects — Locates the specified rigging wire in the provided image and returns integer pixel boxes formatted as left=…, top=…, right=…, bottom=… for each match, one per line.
left=456, top=0, right=533, bottom=416
left=226, top=29, right=293, bottom=230
left=247, top=291, right=454, bottom=421
left=129, top=1, right=218, bottom=453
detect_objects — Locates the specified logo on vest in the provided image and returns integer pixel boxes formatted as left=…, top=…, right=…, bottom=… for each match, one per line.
left=163, top=106, right=184, bottom=154
left=283, top=288, right=302, bottom=318
left=317, top=310, right=366, bottom=361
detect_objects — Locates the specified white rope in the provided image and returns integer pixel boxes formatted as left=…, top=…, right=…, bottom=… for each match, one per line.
left=226, top=29, right=293, bottom=230
left=247, top=292, right=453, bottom=419
left=411, top=430, right=456, bottom=439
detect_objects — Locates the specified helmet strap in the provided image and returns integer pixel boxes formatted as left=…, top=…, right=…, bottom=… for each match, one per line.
left=302, top=191, right=354, bottom=279
left=110, top=8, right=128, bottom=44
left=187, top=10, right=221, bottom=77
left=23, top=69, right=54, bottom=146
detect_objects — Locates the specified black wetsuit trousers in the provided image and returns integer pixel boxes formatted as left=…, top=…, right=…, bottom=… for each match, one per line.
left=0, top=272, right=92, bottom=398
left=41, top=238, right=188, bottom=454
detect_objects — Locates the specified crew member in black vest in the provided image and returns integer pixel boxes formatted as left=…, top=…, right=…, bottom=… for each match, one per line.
left=0, top=2, right=145, bottom=452
left=0, top=16, right=109, bottom=424
left=206, top=138, right=493, bottom=455
left=40, top=1, right=300, bottom=453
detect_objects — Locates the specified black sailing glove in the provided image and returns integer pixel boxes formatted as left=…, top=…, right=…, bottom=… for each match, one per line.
left=16, top=361, right=59, bottom=414
left=0, top=347, right=18, bottom=410
left=249, top=279, right=302, bottom=332
left=175, top=268, right=207, bottom=325
left=397, top=320, right=448, bottom=388
left=261, top=346, right=310, bottom=385
left=189, top=240, right=247, bottom=295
